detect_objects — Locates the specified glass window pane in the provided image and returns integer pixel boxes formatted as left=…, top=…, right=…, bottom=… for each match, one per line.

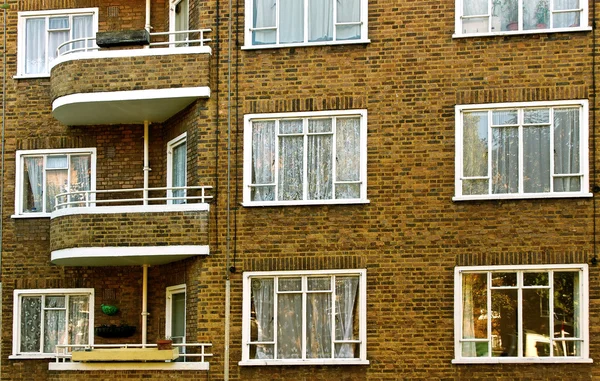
left=523, top=288, right=550, bottom=357
left=462, top=179, right=489, bottom=195
left=278, top=136, right=303, bottom=201
left=306, top=293, right=332, bottom=358
left=524, top=0, right=550, bottom=30
left=492, top=110, right=518, bottom=125
left=280, top=119, right=303, bottom=134
left=277, top=293, right=302, bottom=359
left=20, top=296, right=41, bottom=352
left=336, top=117, right=360, bottom=182
left=336, top=0, right=360, bottom=40
left=49, top=16, right=69, bottom=30
left=335, top=183, right=360, bottom=199
left=69, top=296, right=89, bottom=346
left=252, top=121, right=276, bottom=200
left=334, top=277, right=360, bottom=358
left=44, top=309, right=66, bottom=353
left=498, top=0, right=519, bottom=31
left=554, top=272, right=580, bottom=338
left=523, top=126, right=550, bottom=193
left=463, top=112, right=489, bottom=178
left=23, top=157, right=43, bottom=213
left=523, top=272, right=548, bottom=286
left=554, top=108, right=580, bottom=192
left=46, top=169, right=68, bottom=213
left=279, top=277, right=302, bottom=291
left=462, top=342, right=489, bottom=357
left=308, top=277, right=331, bottom=291
left=45, top=296, right=65, bottom=308
left=491, top=288, right=518, bottom=357
left=251, top=278, right=275, bottom=359
left=307, top=134, right=332, bottom=200
left=280, top=0, right=303, bottom=43
left=492, top=272, right=517, bottom=287
left=308, top=0, right=333, bottom=42
left=253, top=0, right=276, bottom=44
left=47, top=155, right=68, bottom=169
left=463, top=17, right=490, bottom=34
left=492, top=127, right=519, bottom=194
left=524, top=109, right=550, bottom=124
left=464, top=0, right=488, bottom=16
left=25, top=18, right=46, bottom=75
left=462, top=273, right=488, bottom=341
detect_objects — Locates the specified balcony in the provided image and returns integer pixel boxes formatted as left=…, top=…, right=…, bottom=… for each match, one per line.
left=50, top=343, right=212, bottom=371
left=49, top=30, right=212, bottom=126
left=49, top=186, right=212, bottom=266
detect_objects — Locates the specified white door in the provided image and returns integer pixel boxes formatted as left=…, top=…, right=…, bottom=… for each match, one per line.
left=170, top=0, right=189, bottom=45
left=166, top=284, right=186, bottom=358
left=167, top=133, right=187, bottom=204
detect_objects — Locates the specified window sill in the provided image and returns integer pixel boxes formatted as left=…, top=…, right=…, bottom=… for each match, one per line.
left=452, top=358, right=593, bottom=364
left=11, top=213, right=51, bottom=219
left=453, top=26, right=592, bottom=39
left=452, top=192, right=593, bottom=202
left=9, top=354, right=55, bottom=360
left=14, top=74, right=51, bottom=80
left=239, top=359, right=370, bottom=366
left=242, top=39, right=371, bottom=50
left=242, top=199, right=370, bottom=207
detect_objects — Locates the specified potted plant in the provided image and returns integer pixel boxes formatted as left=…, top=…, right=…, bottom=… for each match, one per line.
left=535, top=0, right=549, bottom=28
left=502, top=0, right=519, bottom=30
left=157, top=337, right=173, bottom=350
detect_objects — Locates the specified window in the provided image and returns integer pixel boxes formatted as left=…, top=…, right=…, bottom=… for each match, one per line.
left=454, top=265, right=590, bottom=363
left=244, top=0, right=369, bottom=48
left=167, top=133, right=187, bottom=205
left=15, top=148, right=96, bottom=217
left=243, top=110, right=368, bottom=206
left=455, top=0, right=589, bottom=36
left=240, top=269, right=368, bottom=365
left=17, top=8, right=98, bottom=77
left=12, top=289, right=94, bottom=358
left=454, top=100, right=590, bottom=201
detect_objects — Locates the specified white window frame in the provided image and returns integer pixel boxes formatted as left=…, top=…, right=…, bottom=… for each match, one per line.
left=16, top=8, right=99, bottom=78
left=165, top=284, right=187, bottom=344
left=453, top=264, right=590, bottom=364
left=453, top=0, right=590, bottom=37
left=454, top=100, right=591, bottom=201
left=11, top=288, right=94, bottom=359
left=166, top=133, right=187, bottom=205
left=14, top=148, right=97, bottom=218
left=243, top=0, right=370, bottom=49
left=243, top=110, right=368, bottom=207
left=240, top=269, right=368, bottom=366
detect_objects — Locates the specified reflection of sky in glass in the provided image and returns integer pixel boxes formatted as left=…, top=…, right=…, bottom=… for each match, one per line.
left=524, top=108, right=549, bottom=124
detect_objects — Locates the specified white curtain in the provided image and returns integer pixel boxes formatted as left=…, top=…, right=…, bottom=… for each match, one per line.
left=280, top=0, right=303, bottom=43
left=43, top=296, right=67, bottom=353
left=25, top=18, right=45, bottom=75
left=491, top=110, right=519, bottom=194
left=20, top=297, right=42, bottom=352
left=334, top=276, right=359, bottom=358
left=277, top=278, right=302, bottom=359
left=553, top=108, right=580, bottom=192
left=335, top=117, right=360, bottom=199
left=553, top=0, right=579, bottom=28
left=70, top=155, right=91, bottom=207
left=523, top=126, right=550, bottom=193
left=72, top=15, right=93, bottom=51
left=336, top=0, right=361, bottom=39
left=68, top=296, right=89, bottom=349
left=307, top=119, right=333, bottom=200
left=307, top=291, right=332, bottom=358
left=251, top=121, right=276, bottom=201
left=252, top=279, right=275, bottom=359
left=462, top=112, right=489, bottom=195
left=23, top=157, right=43, bottom=213
left=171, top=142, right=187, bottom=204
left=253, top=0, right=276, bottom=44
left=48, top=17, right=69, bottom=66
left=308, top=0, right=333, bottom=42
left=462, top=275, right=477, bottom=357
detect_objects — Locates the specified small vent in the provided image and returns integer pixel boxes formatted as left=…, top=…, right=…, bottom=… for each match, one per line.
left=107, top=6, right=119, bottom=18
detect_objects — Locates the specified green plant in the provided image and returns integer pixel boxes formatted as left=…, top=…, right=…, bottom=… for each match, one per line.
left=535, top=0, right=549, bottom=25
left=502, top=0, right=519, bottom=22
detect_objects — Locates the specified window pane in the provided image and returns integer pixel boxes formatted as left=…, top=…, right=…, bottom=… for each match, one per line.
left=463, top=112, right=488, bottom=177
left=307, top=134, right=333, bottom=200
left=492, top=127, right=519, bottom=194
left=335, top=183, right=360, bottom=199
left=308, top=0, right=333, bottom=42
left=277, top=293, right=302, bottom=358
left=253, top=0, right=276, bottom=44
left=336, top=0, right=360, bottom=40
left=251, top=278, right=274, bottom=359
left=334, top=277, right=359, bottom=358
left=280, top=0, right=303, bottom=43
left=71, top=15, right=93, bottom=51
left=523, top=126, right=550, bottom=193
left=462, top=273, right=487, bottom=340
left=49, top=16, right=69, bottom=30
left=553, top=12, right=580, bottom=28
left=306, top=292, right=332, bottom=358
left=492, top=272, right=517, bottom=287
left=554, top=108, right=580, bottom=192
left=308, top=277, right=330, bottom=291
left=554, top=271, right=581, bottom=356
left=498, top=0, right=519, bottom=31
left=252, top=121, right=276, bottom=201
left=46, top=169, right=68, bottom=213
left=524, top=0, right=550, bottom=30
left=23, top=157, right=43, bottom=213
left=25, top=18, right=46, bottom=75
left=491, top=288, right=518, bottom=357
left=280, top=119, right=303, bottom=134
left=69, top=296, right=89, bottom=346
left=336, top=117, right=360, bottom=181
left=278, top=136, right=303, bottom=200
left=279, top=277, right=301, bottom=291
left=45, top=296, right=65, bottom=308
left=523, top=288, right=550, bottom=357
left=523, top=272, right=549, bottom=286
left=48, top=30, right=69, bottom=63
left=524, top=108, right=550, bottom=124
left=20, top=297, right=41, bottom=352
left=47, top=155, right=68, bottom=169
left=464, top=0, right=488, bottom=16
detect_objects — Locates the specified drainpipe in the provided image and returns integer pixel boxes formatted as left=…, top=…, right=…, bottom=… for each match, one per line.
left=143, top=120, right=150, bottom=205
left=145, top=0, right=151, bottom=48
left=142, top=264, right=149, bottom=347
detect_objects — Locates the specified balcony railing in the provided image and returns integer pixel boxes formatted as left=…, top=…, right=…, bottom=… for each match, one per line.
left=52, top=342, right=212, bottom=370
left=54, top=186, right=213, bottom=211
left=56, top=29, right=212, bottom=57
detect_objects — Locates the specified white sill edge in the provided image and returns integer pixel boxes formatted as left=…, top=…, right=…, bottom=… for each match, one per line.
left=452, top=358, right=593, bottom=364
left=241, top=199, right=370, bottom=207
left=452, top=192, right=593, bottom=202
left=9, top=354, right=55, bottom=360
left=11, top=213, right=51, bottom=219
left=241, top=39, right=371, bottom=50
left=239, top=359, right=370, bottom=366
left=452, top=26, right=592, bottom=39
left=14, top=74, right=51, bottom=80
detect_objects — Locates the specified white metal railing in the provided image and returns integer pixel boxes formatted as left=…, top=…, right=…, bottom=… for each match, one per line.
left=54, top=342, right=213, bottom=364
left=54, top=186, right=213, bottom=210
left=56, top=29, right=212, bottom=57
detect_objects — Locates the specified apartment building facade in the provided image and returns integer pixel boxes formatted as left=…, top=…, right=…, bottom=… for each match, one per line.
left=0, top=0, right=598, bottom=380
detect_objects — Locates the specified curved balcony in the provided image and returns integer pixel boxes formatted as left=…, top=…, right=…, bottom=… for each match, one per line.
left=49, top=30, right=212, bottom=126
left=49, top=186, right=212, bottom=266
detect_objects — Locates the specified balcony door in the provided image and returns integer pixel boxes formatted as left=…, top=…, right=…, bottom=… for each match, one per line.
left=166, top=284, right=186, bottom=356
left=170, top=0, right=189, bottom=45
left=167, top=133, right=187, bottom=204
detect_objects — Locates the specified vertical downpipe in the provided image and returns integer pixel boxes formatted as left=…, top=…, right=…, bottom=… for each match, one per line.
left=145, top=0, right=151, bottom=48
left=142, top=264, right=149, bottom=347
left=143, top=120, right=150, bottom=205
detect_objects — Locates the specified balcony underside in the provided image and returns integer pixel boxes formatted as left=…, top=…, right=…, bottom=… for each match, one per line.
left=49, top=362, right=210, bottom=371
left=51, top=244, right=209, bottom=266
left=52, top=87, right=210, bottom=125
